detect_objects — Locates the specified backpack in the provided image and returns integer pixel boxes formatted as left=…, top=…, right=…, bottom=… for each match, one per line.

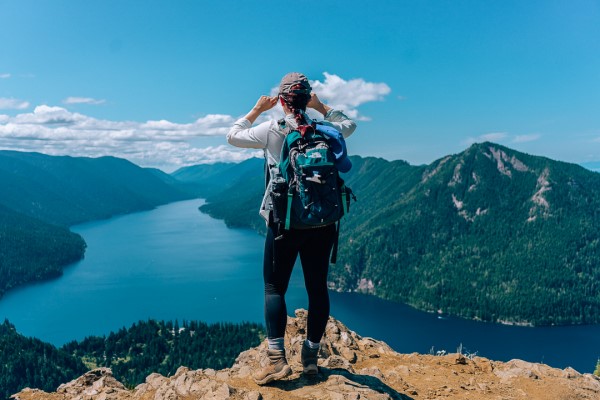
left=268, top=122, right=355, bottom=263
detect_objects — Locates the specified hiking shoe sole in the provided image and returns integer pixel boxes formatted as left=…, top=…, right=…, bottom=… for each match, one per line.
left=254, top=364, right=292, bottom=385
left=303, top=364, right=319, bottom=375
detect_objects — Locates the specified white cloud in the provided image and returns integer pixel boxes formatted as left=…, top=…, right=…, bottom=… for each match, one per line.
left=162, top=144, right=262, bottom=167
left=0, top=72, right=386, bottom=170
left=512, top=134, right=541, bottom=143
left=0, top=73, right=10, bottom=79
left=0, top=98, right=30, bottom=110
left=311, top=72, right=391, bottom=118
left=267, top=72, right=392, bottom=121
left=0, top=105, right=241, bottom=170
left=63, top=96, right=106, bottom=105
left=100, top=143, right=260, bottom=172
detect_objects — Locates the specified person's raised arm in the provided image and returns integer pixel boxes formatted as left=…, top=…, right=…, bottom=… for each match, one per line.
left=244, top=96, right=278, bottom=124
left=227, top=96, right=278, bottom=149
left=307, top=94, right=356, bottom=139
left=307, top=93, right=332, bottom=117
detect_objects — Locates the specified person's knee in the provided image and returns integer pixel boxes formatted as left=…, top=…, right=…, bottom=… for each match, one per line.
left=265, top=282, right=286, bottom=296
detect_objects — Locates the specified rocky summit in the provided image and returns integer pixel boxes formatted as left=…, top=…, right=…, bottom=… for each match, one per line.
left=12, top=310, right=600, bottom=400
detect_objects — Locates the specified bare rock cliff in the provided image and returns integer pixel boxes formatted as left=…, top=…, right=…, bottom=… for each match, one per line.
left=12, top=310, right=600, bottom=400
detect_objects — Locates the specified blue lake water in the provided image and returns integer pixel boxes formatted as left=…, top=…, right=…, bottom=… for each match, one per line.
left=1, top=199, right=599, bottom=373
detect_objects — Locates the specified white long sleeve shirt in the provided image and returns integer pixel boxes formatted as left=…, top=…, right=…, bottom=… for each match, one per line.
left=227, top=109, right=357, bottom=222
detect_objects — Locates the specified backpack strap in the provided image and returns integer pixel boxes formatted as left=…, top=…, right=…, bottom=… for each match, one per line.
left=284, top=191, right=293, bottom=230
left=341, top=184, right=348, bottom=216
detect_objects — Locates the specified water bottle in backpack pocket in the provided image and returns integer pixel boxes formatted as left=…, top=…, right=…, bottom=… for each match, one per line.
left=269, top=170, right=288, bottom=226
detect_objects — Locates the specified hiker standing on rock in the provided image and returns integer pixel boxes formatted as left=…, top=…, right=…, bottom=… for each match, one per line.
left=227, top=72, right=356, bottom=384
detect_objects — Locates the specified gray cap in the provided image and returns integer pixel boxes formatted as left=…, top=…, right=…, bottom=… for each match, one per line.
left=279, top=72, right=311, bottom=95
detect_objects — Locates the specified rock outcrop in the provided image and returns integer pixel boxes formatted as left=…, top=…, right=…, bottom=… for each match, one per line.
left=12, top=310, right=600, bottom=400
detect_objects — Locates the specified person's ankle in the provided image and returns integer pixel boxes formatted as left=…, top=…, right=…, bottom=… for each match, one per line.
left=268, top=337, right=285, bottom=351
left=304, top=339, right=320, bottom=350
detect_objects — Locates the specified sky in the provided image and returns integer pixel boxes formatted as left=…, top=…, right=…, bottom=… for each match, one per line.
left=1, top=0, right=599, bottom=172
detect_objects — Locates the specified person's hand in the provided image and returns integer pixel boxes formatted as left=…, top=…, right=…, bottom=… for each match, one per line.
left=307, top=93, right=322, bottom=109
left=244, top=95, right=278, bottom=124
left=307, top=93, right=330, bottom=116
left=252, top=96, right=278, bottom=113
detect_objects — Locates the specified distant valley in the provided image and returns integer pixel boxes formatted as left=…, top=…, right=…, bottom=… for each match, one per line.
left=2, top=144, right=600, bottom=326
left=0, top=150, right=193, bottom=299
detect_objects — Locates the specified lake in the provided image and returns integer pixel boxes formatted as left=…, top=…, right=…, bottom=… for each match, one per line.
left=1, top=199, right=599, bottom=373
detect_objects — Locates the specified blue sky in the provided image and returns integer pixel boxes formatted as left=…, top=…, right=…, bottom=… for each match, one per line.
left=1, top=0, right=599, bottom=171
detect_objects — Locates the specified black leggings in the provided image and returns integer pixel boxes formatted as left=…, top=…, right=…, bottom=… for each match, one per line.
left=263, top=223, right=336, bottom=343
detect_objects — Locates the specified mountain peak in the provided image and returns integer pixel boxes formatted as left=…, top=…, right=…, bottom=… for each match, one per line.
left=12, top=311, right=600, bottom=400
left=472, top=142, right=531, bottom=176
left=418, top=141, right=565, bottom=224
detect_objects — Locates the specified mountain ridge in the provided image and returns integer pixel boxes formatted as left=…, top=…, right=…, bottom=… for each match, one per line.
left=191, top=143, right=600, bottom=326
left=331, top=142, right=600, bottom=325
left=0, top=150, right=193, bottom=227
left=171, top=158, right=264, bottom=198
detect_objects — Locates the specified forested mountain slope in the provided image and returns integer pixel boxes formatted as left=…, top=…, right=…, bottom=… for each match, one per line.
left=335, top=142, right=600, bottom=326
left=171, top=157, right=267, bottom=232
left=0, top=151, right=193, bottom=298
left=171, top=157, right=264, bottom=198
left=0, top=319, right=263, bottom=398
left=0, top=151, right=192, bottom=227
left=0, top=320, right=87, bottom=400
left=61, top=319, right=263, bottom=388
left=193, top=143, right=600, bottom=326
left=0, top=205, right=86, bottom=299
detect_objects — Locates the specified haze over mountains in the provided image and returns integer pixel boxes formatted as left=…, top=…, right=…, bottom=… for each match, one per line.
left=2, top=144, right=600, bottom=327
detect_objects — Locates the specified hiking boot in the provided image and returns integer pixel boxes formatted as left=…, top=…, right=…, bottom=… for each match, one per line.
left=301, top=342, right=320, bottom=375
left=253, top=349, right=292, bottom=385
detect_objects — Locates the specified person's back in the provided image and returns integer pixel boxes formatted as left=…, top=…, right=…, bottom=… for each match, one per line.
left=227, top=72, right=356, bottom=384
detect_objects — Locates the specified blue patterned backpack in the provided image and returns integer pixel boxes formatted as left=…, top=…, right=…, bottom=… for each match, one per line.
left=269, top=123, right=355, bottom=262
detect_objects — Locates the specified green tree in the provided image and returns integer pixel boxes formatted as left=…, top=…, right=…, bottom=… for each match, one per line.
left=61, top=319, right=264, bottom=388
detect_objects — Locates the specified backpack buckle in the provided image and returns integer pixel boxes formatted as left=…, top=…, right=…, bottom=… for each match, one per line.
left=306, top=172, right=323, bottom=184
